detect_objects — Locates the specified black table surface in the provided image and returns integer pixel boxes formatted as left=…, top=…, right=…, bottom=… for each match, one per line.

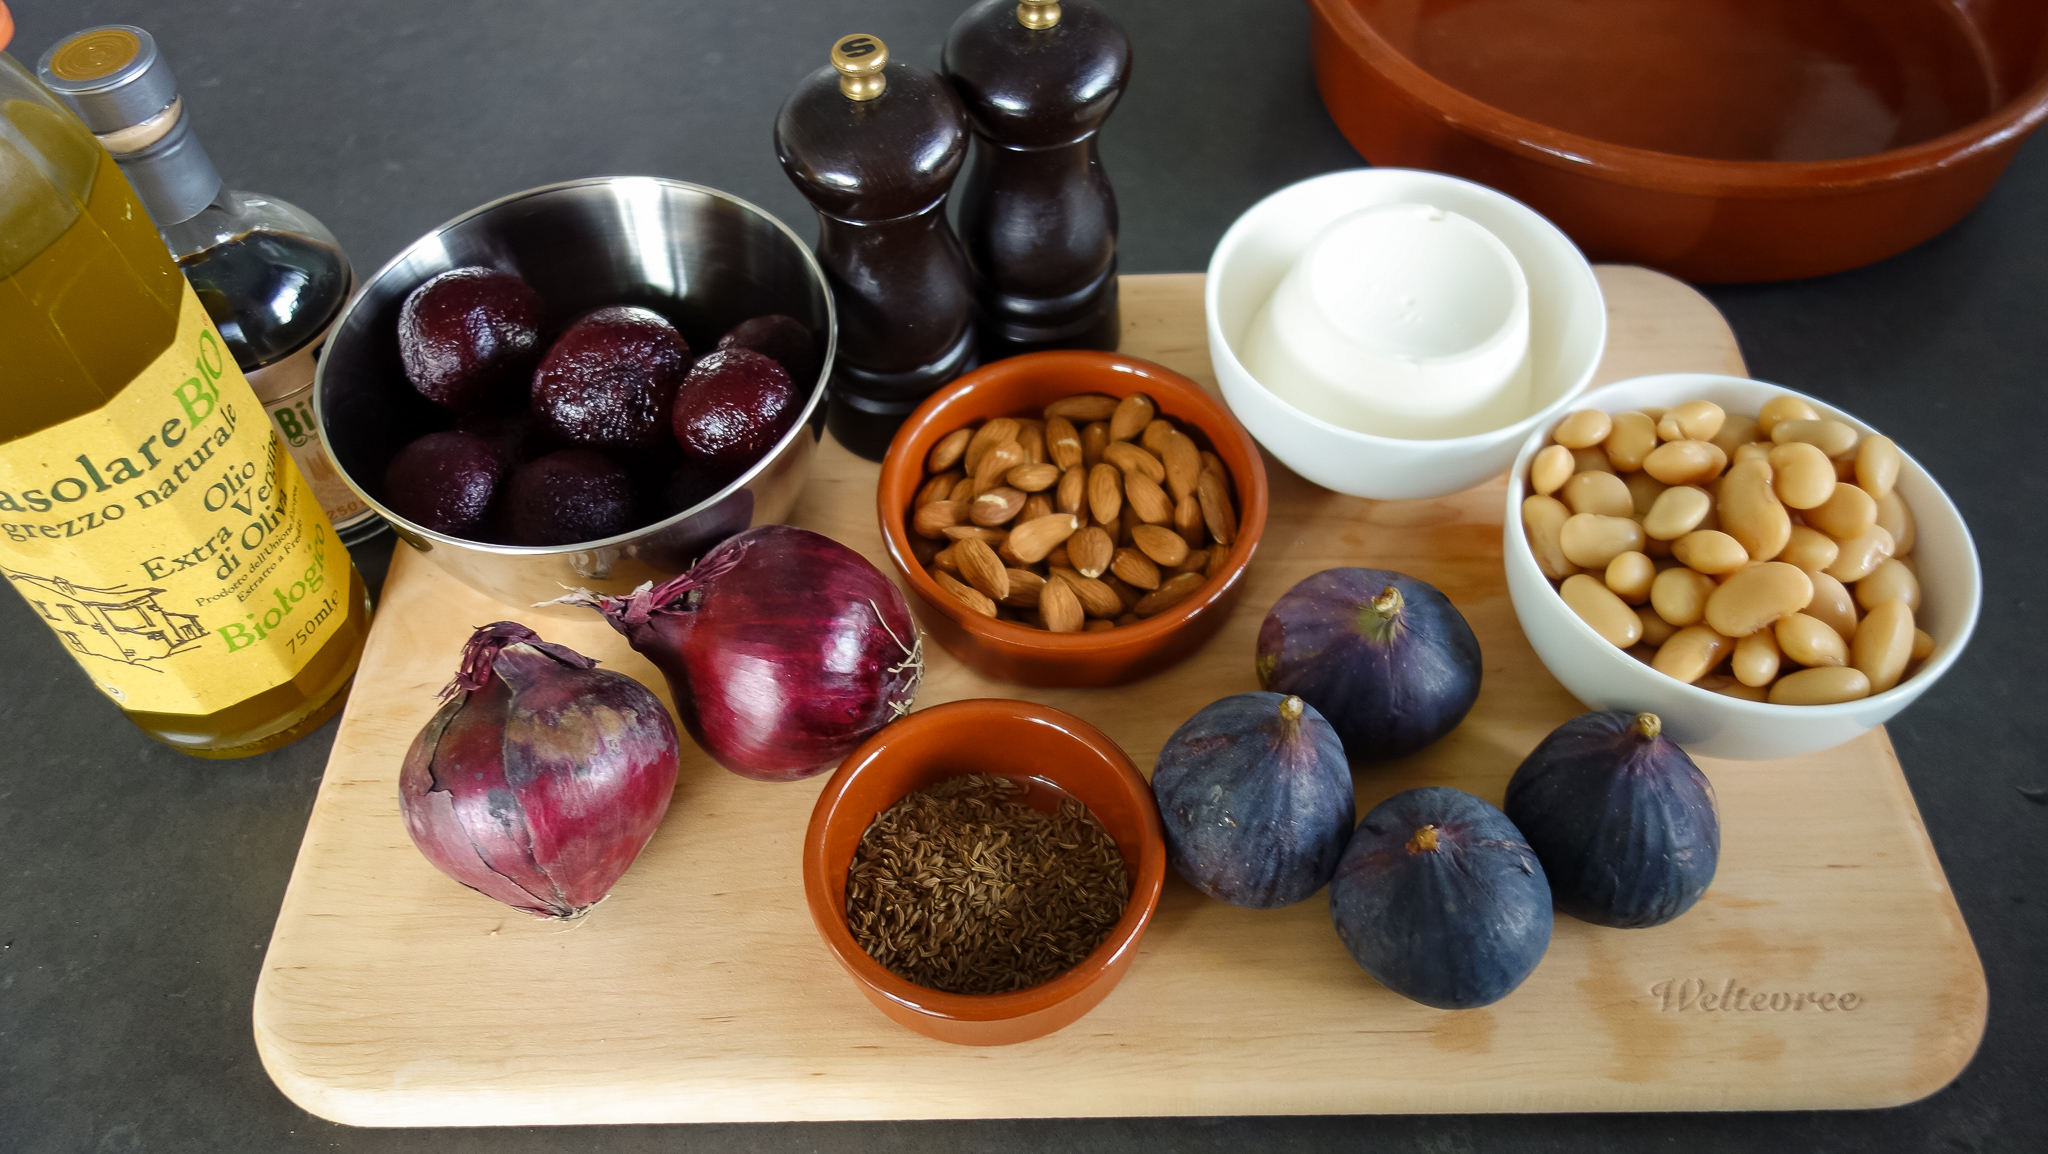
left=3, top=2, right=2041, bottom=1150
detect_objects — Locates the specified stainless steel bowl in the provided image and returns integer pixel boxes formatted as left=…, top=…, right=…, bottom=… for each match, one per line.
left=314, top=176, right=835, bottom=614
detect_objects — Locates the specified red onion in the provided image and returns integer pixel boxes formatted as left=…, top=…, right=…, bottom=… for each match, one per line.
left=560, top=525, right=923, bottom=782
left=398, top=622, right=680, bottom=919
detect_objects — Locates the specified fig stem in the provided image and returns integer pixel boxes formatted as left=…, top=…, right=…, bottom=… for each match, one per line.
left=1406, top=824, right=1440, bottom=854
left=1635, top=712, right=1662, bottom=740
left=1279, top=695, right=1305, bottom=723
left=1371, top=586, right=1404, bottom=618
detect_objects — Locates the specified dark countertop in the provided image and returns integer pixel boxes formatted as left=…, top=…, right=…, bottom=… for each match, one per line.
left=2, top=2, right=2041, bottom=1150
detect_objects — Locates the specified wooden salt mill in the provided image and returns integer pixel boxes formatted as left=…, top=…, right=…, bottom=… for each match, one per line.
left=775, top=33, right=977, bottom=460
left=943, top=0, right=1131, bottom=355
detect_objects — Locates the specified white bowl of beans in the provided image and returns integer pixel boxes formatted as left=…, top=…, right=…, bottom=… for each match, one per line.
left=1504, top=373, right=1980, bottom=761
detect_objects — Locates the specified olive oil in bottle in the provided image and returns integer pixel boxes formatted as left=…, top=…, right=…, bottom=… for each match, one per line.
left=0, top=22, right=370, bottom=758
left=39, top=24, right=382, bottom=543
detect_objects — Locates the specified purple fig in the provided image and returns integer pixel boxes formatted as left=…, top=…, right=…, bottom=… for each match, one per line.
left=398, top=622, right=680, bottom=919
left=398, top=267, right=544, bottom=411
left=1153, top=692, right=1354, bottom=908
left=382, top=430, right=506, bottom=538
left=531, top=306, right=691, bottom=450
left=671, top=347, right=799, bottom=468
left=501, top=449, right=637, bottom=546
left=718, top=313, right=819, bottom=387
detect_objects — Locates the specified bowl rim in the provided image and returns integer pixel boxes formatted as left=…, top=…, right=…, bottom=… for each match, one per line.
left=311, top=174, right=837, bottom=557
left=1505, top=371, right=1983, bottom=722
left=800, top=698, right=1168, bottom=1024
left=1310, top=0, right=2048, bottom=196
left=1205, top=167, right=1606, bottom=451
left=875, top=349, right=1269, bottom=654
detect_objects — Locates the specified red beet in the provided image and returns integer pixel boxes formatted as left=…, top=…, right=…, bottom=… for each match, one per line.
left=382, top=430, right=506, bottom=538
left=398, top=267, right=544, bottom=411
left=397, top=622, right=680, bottom=919
left=718, top=313, right=819, bottom=387
left=561, top=525, right=923, bottom=782
left=532, top=306, right=691, bottom=449
left=501, top=449, right=637, bottom=546
left=671, top=348, right=800, bottom=468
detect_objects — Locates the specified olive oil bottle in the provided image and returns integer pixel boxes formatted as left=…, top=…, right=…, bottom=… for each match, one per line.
left=0, top=15, right=370, bottom=757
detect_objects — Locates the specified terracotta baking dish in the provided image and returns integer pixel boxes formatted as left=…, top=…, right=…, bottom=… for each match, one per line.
left=876, top=349, right=1268, bottom=687
left=801, top=699, right=1168, bottom=1045
left=1309, top=0, right=2048, bottom=282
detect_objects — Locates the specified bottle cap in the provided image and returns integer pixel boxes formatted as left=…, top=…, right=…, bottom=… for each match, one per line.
left=1016, top=1, right=1062, bottom=30
left=37, top=25, right=178, bottom=133
left=831, top=33, right=888, bottom=101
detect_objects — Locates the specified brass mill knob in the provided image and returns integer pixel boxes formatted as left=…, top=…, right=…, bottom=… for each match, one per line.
left=831, top=33, right=888, bottom=101
left=1016, top=0, right=1062, bottom=30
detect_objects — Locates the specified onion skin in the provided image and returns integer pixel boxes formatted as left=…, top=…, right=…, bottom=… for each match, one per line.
left=398, top=623, right=680, bottom=919
left=1329, top=787, right=1552, bottom=1009
left=1152, top=693, right=1354, bottom=909
left=1503, top=711, right=1720, bottom=928
left=568, top=525, right=923, bottom=782
left=1255, top=569, right=1483, bottom=763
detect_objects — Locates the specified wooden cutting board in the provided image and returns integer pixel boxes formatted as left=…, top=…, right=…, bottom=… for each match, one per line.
left=253, top=270, right=1985, bottom=1126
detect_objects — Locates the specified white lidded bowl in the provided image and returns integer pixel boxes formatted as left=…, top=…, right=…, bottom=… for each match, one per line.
left=1504, top=373, right=1982, bottom=760
left=1206, top=168, right=1606, bottom=499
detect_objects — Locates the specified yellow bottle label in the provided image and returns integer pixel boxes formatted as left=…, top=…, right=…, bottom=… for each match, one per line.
left=0, top=280, right=347, bottom=714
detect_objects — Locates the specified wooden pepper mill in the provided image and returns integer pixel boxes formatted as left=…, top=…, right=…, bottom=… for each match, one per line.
left=775, top=33, right=977, bottom=460
left=943, top=0, right=1132, bottom=356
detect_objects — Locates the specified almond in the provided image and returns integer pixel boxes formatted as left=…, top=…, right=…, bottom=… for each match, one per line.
left=1050, top=567, right=1123, bottom=618
left=1046, top=416, right=1083, bottom=470
left=1017, top=424, right=1046, bottom=465
left=970, top=486, right=1027, bottom=526
left=1174, top=493, right=1205, bottom=548
left=913, top=499, right=965, bottom=538
left=1081, top=421, right=1110, bottom=469
left=1087, top=463, right=1124, bottom=526
left=932, top=544, right=960, bottom=572
left=1084, top=618, right=1116, bottom=633
left=1040, top=574, right=1084, bottom=632
left=1103, top=573, right=1143, bottom=612
left=940, top=525, right=1007, bottom=543
left=1045, top=543, right=1070, bottom=570
left=917, top=470, right=962, bottom=509
left=1056, top=465, right=1087, bottom=516
left=1132, top=523, right=1190, bottom=568
left=1111, top=546, right=1161, bottom=590
left=1207, top=547, right=1230, bottom=579
left=1001, top=568, right=1046, bottom=608
left=953, top=537, right=1010, bottom=602
left=1067, top=525, right=1115, bottom=579
left=964, top=418, right=1020, bottom=475
left=908, top=534, right=940, bottom=566
left=1197, top=468, right=1237, bottom=545
left=1173, top=548, right=1210, bottom=576
left=1163, top=431, right=1202, bottom=503
left=996, top=537, right=1024, bottom=567
left=1109, top=393, right=1155, bottom=442
left=927, top=427, right=971, bottom=473
left=1117, top=504, right=1140, bottom=546
left=1008, top=513, right=1080, bottom=563
left=1125, top=472, right=1172, bottom=524
left=1021, top=493, right=1053, bottom=522
left=1007, top=462, right=1061, bottom=492
left=949, top=475, right=977, bottom=503
left=1141, top=418, right=1176, bottom=459
left=1135, top=571, right=1204, bottom=617
left=1104, top=441, right=1166, bottom=483
left=935, top=570, right=997, bottom=617
left=973, top=441, right=1027, bottom=495
left=1045, top=394, right=1119, bottom=423
left=1115, top=612, right=1141, bottom=626
left=1200, top=450, right=1225, bottom=477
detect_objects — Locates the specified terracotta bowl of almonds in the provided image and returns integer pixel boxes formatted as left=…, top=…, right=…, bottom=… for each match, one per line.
left=802, top=699, right=1167, bottom=1046
left=1504, top=373, right=1981, bottom=761
left=877, top=350, right=1269, bottom=687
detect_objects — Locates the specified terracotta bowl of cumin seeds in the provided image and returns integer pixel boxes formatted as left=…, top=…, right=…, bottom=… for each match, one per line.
left=802, top=698, right=1167, bottom=1046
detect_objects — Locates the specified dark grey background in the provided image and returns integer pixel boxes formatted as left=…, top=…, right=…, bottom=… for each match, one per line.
left=2, top=1, right=2041, bottom=1151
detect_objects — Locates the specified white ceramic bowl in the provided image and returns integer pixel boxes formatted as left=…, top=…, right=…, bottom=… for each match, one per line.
left=1504, top=373, right=1981, bottom=760
left=1207, top=169, right=1606, bottom=499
